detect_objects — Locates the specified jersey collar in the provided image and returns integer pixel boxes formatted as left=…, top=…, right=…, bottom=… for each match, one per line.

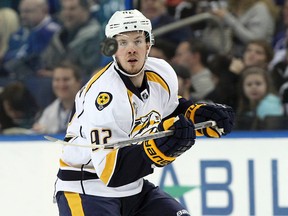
left=115, top=66, right=150, bottom=101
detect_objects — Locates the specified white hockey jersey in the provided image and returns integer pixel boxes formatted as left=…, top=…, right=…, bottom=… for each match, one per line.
left=55, top=57, right=179, bottom=197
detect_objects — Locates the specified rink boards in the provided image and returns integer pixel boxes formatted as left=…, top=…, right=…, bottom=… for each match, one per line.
left=0, top=131, right=287, bottom=216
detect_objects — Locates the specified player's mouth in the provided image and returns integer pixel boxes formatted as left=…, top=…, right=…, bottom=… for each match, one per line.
left=128, top=59, right=138, bottom=63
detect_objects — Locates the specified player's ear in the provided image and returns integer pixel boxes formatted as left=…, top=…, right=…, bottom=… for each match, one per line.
left=146, top=42, right=150, bottom=50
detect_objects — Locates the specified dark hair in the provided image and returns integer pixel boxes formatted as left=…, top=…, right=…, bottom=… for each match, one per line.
left=61, top=0, right=90, bottom=10
left=79, top=0, right=90, bottom=10
left=1, top=81, right=38, bottom=114
left=245, top=39, right=274, bottom=63
left=0, top=81, right=39, bottom=129
left=188, top=38, right=209, bottom=66
left=153, top=38, right=177, bottom=60
left=237, top=66, right=276, bottom=114
left=172, top=64, right=191, bottom=80
left=53, top=60, right=83, bottom=81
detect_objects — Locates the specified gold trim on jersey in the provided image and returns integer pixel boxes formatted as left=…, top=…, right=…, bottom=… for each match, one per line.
left=127, top=90, right=135, bottom=129
left=68, top=113, right=76, bottom=126
left=59, top=159, right=95, bottom=171
left=64, top=192, right=85, bottom=216
left=100, top=150, right=118, bottom=185
left=60, top=159, right=70, bottom=167
left=146, top=71, right=170, bottom=96
left=85, top=62, right=113, bottom=95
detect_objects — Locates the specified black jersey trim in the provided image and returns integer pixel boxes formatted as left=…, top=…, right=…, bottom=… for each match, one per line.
left=115, top=67, right=150, bottom=101
left=57, top=169, right=99, bottom=181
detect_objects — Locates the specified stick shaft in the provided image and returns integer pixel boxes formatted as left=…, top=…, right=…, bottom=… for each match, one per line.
left=44, top=120, right=216, bottom=149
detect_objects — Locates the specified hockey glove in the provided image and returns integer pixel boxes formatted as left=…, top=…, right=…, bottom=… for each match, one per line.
left=143, top=114, right=196, bottom=167
left=185, top=103, right=235, bottom=138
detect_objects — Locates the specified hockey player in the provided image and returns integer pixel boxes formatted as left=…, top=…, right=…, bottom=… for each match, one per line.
left=55, top=9, right=234, bottom=216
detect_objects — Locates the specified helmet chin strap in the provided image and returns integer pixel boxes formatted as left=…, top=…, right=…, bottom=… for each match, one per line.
left=113, top=45, right=152, bottom=78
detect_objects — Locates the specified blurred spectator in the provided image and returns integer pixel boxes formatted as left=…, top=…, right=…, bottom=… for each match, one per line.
left=206, top=39, right=274, bottom=110
left=38, top=0, right=103, bottom=77
left=173, top=0, right=197, bottom=20
left=172, top=63, right=192, bottom=100
left=47, top=0, right=61, bottom=15
left=211, top=0, right=279, bottom=57
left=32, top=61, right=83, bottom=134
left=0, top=81, right=39, bottom=134
left=270, top=48, right=288, bottom=116
left=139, top=0, right=193, bottom=46
left=0, top=8, right=19, bottom=62
left=229, top=39, right=274, bottom=75
left=271, top=51, right=288, bottom=92
left=174, top=0, right=204, bottom=34
left=1, top=0, right=60, bottom=78
left=205, top=54, right=239, bottom=110
left=149, top=38, right=177, bottom=62
left=274, top=0, right=284, bottom=5
left=90, top=0, right=125, bottom=31
left=279, top=81, right=288, bottom=116
left=235, top=66, right=283, bottom=129
left=172, top=38, right=215, bottom=101
left=270, top=0, right=288, bottom=69
left=0, top=0, right=60, bottom=14
left=165, top=0, right=185, bottom=16
left=0, top=0, right=21, bottom=11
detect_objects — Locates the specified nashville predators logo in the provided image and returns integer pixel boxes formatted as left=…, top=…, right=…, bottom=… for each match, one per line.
left=131, top=110, right=161, bottom=138
left=95, top=92, right=112, bottom=111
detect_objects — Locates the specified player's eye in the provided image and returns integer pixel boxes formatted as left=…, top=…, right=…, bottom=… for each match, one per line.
left=135, top=40, right=142, bottom=45
left=118, top=40, right=127, bottom=46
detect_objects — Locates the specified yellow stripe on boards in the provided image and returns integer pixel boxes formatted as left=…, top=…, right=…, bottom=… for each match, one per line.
left=64, top=192, right=84, bottom=216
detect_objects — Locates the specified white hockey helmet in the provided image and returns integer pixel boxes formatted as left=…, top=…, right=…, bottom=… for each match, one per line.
left=105, top=9, right=154, bottom=45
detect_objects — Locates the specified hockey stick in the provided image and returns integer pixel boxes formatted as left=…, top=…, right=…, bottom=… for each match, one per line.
left=44, top=120, right=217, bottom=149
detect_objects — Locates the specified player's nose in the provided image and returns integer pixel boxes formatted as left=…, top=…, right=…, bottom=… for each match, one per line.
left=127, top=43, right=137, bottom=54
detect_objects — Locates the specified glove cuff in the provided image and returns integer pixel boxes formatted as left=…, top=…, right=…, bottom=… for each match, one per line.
left=143, top=139, right=175, bottom=167
left=185, top=103, right=205, bottom=136
left=184, top=103, right=205, bottom=123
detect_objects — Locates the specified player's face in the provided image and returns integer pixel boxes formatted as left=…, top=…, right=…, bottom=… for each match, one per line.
left=115, top=31, right=150, bottom=75
left=52, top=67, right=82, bottom=101
left=243, top=44, right=267, bottom=67
left=243, top=73, right=267, bottom=101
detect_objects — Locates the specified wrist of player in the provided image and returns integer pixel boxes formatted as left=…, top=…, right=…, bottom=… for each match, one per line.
left=184, top=104, right=211, bottom=137
left=142, top=115, right=196, bottom=167
left=185, top=103, right=234, bottom=138
left=142, top=139, right=176, bottom=167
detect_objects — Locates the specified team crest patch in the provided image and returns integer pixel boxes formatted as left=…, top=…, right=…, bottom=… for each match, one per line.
left=95, top=92, right=112, bottom=111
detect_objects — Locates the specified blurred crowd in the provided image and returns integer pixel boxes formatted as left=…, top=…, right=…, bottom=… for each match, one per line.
left=0, top=0, right=287, bottom=134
